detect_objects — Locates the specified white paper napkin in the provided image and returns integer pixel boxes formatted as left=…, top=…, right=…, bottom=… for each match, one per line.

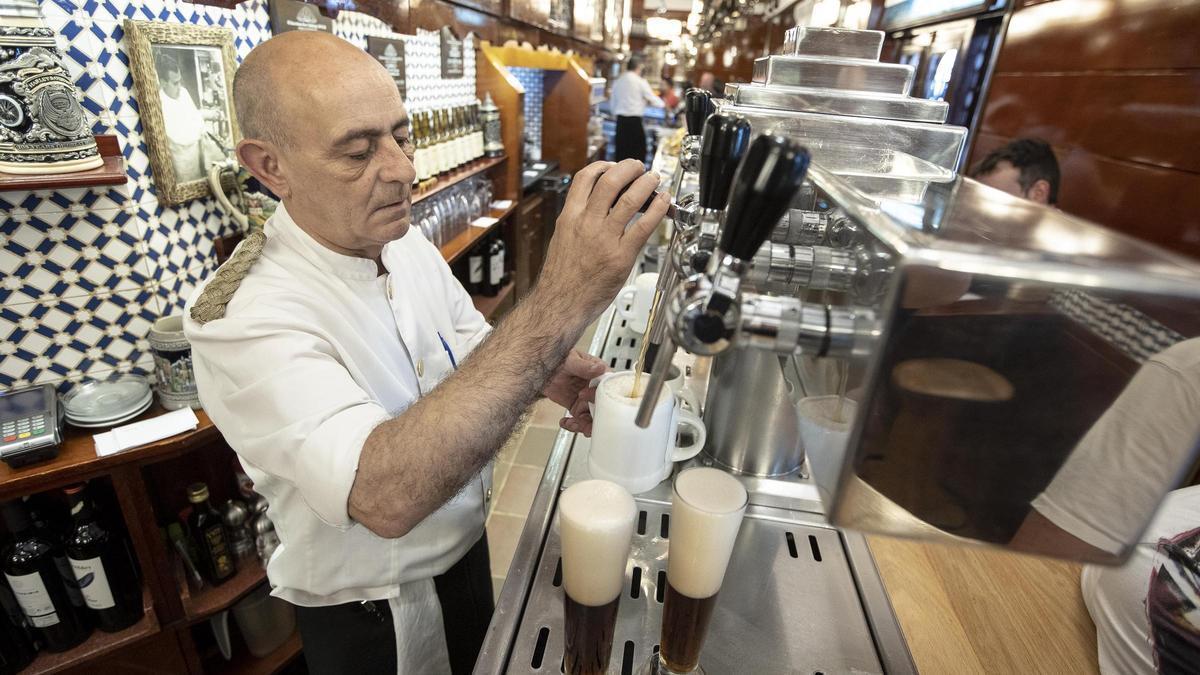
left=94, top=407, right=200, bottom=457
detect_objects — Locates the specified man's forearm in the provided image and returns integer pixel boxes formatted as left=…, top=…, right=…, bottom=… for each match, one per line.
left=348, top=284, right=594, bottom=538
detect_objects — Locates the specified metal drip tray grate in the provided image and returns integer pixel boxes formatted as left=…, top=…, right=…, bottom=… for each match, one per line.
left=507, top=501, right=885, bottom=674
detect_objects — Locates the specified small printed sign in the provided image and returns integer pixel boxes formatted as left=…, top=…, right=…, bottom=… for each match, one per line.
left=440, top=26, right=464, bottom=79
left=269, top=0, right=333, bottom=34
left=367, top=36, right=406, bottom=99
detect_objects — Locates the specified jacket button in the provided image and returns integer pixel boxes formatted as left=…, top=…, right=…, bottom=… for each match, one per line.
left=416, top=359, right=424, bottom=378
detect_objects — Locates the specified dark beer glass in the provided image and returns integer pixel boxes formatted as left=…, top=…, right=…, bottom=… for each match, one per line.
left=560, top=480, right=636, bottom=675
left=655, top=468, right=747, bottom=674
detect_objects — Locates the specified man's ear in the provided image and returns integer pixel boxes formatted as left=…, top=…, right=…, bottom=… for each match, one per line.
left=236, top=139, right=290, bottom=199
left=1027, top=179, right=1052, bottom=205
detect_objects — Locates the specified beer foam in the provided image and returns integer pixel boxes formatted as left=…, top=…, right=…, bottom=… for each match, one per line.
left=559, top=480, right=637, bottom=606
left=797, top=396, right=853, bottom=432
left=667, top=468, right=747, bottom=599
left=597, top=372, right=643, bottom=405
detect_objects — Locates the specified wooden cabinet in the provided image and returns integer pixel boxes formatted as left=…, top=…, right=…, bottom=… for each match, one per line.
left=512, top=192, right=549, bottom=299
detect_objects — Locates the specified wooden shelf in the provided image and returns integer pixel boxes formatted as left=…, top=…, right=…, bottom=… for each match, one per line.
left=221, top=629, right=303, bottom=675
left=27, top=586, right=158, bottom=675
left=0, top=135, right=126, bottom=192
left=472, top=281, right=516, bottom=320
left=0, top=405, right=218, bottom=502
left=439, top=200, right=519, bottom=264
left=411, top=155, right=506, bottom=206
left=180, top=562, right=268, bottom=624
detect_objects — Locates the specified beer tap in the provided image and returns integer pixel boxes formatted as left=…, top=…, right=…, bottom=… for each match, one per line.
left=635, top=113, right=752, bottom=428
left=665, top=136, right=876, bottom=361
left=668, top=88, right=715, bottom=199
left=669, top=134, right=813, bottom=356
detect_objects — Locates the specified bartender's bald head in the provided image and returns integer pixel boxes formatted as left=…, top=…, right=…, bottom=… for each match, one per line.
left=233, top=32, right=416, bottom=261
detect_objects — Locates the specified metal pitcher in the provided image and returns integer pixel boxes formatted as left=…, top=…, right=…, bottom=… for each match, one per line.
left=702, top=348, right=803, bottom=477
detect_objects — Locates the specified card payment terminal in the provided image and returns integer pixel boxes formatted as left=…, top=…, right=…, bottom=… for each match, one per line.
left=0, top=384, right=63, bottom=467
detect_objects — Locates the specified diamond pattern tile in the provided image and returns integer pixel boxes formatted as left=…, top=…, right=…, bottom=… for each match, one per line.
left=0, top=288, right=161, bottom=390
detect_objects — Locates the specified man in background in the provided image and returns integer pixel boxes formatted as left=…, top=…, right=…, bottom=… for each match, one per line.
left=970, top=137, right=1060, bottom=205
left=611, top=55, right=664, bottom=164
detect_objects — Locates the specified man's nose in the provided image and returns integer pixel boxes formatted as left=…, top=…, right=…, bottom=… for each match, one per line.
left=379, top=136, right=416, bottom=187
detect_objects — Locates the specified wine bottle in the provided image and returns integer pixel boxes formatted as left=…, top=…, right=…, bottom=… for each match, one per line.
left=186, top=484, right=235, bottom=586
left=420, top=111, right=436, bottom=189
left=0, top=577, right=36, bottom=674
left=486, top=235, right=506, bottom=297
left=429, top=109, right=443, bottom=177
left=63, top=484, right=143, bottom=633
left=472, top=102, right=485, bottom=160
left=436, top=109, right=451, bottom=174
left=468, top=244, right=485, bottom=295
left=1, top=500, right=92, bottom=652
left=411, top=109, right=425, bottom=190
left=24, top=496, right=90, bottom=628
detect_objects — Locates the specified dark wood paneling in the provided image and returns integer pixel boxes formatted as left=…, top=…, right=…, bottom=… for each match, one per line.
left=408, top=0, right=502, bottom=40
left=998, top=0, right=1200, bottom=73
left=351, top=0, right=408, bottom=30
left=980, top=72, right=1200, bottom=173
left=510, top=0, right=551, bottom=30
left=971, top=131, right=1200, bottom=260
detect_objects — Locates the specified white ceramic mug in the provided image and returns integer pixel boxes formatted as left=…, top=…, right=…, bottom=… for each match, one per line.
left=616, top=272, right=658, bottom=334
left=588, top=371, right=707, bottom=495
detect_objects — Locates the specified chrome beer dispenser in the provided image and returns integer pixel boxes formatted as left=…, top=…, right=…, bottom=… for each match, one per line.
left=642, top=25, right=1200, bottom=565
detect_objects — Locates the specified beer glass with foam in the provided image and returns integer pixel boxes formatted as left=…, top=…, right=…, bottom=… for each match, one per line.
left=655, top=468, right=747, bottom=674
left=559, top=480, right=637, bottom=675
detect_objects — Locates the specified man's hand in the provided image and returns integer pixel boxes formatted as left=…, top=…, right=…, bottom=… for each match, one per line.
left=542, top=349, right=606, bottom=436
left=536, top=159, right=671, bottom=318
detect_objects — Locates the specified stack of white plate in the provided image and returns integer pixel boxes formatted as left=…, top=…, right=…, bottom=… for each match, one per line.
left=62, top=376, right=153, bottom=429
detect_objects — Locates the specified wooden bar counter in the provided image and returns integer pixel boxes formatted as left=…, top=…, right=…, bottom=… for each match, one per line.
left=868, top=535, right=1100, bottom=674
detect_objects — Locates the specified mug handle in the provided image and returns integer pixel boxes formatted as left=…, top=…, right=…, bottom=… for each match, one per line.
left=676, top=387, right=701, bottom=415
left=616, top=286, right=638, bottom=320
left=671, top=407, right=707, bottom=462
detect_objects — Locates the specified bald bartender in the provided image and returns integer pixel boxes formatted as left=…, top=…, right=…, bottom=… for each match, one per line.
left=182, top=32, right=668, bottom=674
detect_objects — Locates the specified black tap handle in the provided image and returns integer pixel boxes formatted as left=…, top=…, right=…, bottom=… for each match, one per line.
left=698, top=113, right=752, bottom=211
left=720, top=135, right=811, bottom=262
left=684, top=88, right=715, bottom=136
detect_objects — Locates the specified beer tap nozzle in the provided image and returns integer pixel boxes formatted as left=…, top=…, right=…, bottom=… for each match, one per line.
left=672, top=134, right=812, bottom=356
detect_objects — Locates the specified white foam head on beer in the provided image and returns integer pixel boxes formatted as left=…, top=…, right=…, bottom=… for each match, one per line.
left=559, top=479, right=637, bottom=606
left=667, top=468, right=748, bottom=599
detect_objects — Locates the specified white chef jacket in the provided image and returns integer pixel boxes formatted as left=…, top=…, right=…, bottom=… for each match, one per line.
left=183, top=204, right=493, bottom=662
left=611, top=71, right=664, bottom=117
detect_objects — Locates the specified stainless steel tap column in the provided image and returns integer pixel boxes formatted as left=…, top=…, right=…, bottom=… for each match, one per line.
left=639, top=89, right=714, bottom=383
left=635, top=112, right=752, bottom=428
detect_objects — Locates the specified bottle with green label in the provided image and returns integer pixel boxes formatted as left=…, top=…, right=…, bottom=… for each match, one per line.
left=1, top=499, right=92, bottom=652
left=63, top=484, right=143, bottom=633
left=186, top=484, right=235, bottom=585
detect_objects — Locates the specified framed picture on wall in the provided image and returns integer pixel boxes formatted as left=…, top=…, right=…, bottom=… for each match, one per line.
left=124, top=20, right=240, bottom=205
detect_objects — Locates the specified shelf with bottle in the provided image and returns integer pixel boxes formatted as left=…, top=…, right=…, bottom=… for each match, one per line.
left=1, top=481, right=159, bottom=674
left=438, top=199, right=519, bottom=264
left=20, top=586, right=157, bottom=675
left=409, top=100, right=504, bottom=205
left=171, top=475, right=274, bottom=625
left=471, top=282, right=516, bottom=321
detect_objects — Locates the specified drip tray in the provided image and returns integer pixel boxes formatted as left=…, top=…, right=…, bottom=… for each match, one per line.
left=507, top=501, right=886, bottom=674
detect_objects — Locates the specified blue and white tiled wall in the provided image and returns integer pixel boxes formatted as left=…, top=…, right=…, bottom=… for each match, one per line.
left=0, top=0, right=475, bottom=392
left=508, top=67, right=544, bottom=160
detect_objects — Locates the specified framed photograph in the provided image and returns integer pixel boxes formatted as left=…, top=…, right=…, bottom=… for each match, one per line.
left=124, top=21, right=240, bottom=205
